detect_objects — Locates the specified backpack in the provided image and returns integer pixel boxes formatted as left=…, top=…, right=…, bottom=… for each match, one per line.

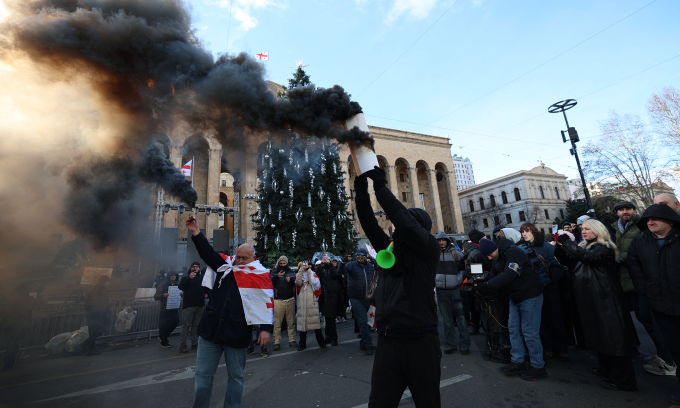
left=516, top=245, right=552, bottom=286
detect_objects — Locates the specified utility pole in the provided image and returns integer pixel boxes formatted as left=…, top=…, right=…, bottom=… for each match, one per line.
left=548, top=99, right=593, bottom=210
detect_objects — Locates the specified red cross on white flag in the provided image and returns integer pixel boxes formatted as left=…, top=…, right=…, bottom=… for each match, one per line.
left=255, top=52, right=268, bottom=61
left=181, top=159, right=192, bottom=176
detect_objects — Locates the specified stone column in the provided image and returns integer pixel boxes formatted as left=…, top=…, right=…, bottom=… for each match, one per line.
left=428, top=169, right=444, bottom=232
left=205, top=148, right=222, bottom=240
left=447, top=171, right=464, bottom=233
left=408, top=166, right=420, bottom=209
left=387, top=165, right=399, bottom=197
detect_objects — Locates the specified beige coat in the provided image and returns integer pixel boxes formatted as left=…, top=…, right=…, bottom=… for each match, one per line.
left=296, top=269, right=322, bottom=331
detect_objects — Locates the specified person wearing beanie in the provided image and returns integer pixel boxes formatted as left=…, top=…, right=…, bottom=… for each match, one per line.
left=343, top=247, right=375, bottom=354
left=355, top=166, right=441, bottom=406
left=271, top=255, right=297, bottom=352
left=154, top=272, right=180, bottom=348
left=178, top=262, right=206, bottom=353
left=468, top=229, right=485, bottom=245
left=475, top=237, right=546, bottom=381
left=629, top=204, right=680, bottom=402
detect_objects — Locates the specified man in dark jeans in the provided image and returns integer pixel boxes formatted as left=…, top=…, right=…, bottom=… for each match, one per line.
left=628, top=204, right=680, bottom=405
left=344, top=248, right=375, bottom=355
left=186, top=217, right=272, bottom=408
left=356, top=166, right=441, bottom=407
left=154, top=272, right=180, bottom=348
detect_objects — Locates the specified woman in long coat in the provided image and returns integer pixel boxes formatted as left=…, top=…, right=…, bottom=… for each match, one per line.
left=317, top=255, right=343, bottom=346
left=296, top=263, right=326, bottom=351
left=555, top=219, right=638, bottom=391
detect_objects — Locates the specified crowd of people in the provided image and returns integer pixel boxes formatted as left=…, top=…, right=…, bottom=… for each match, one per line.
left=53, top=185, right=680, bottom=408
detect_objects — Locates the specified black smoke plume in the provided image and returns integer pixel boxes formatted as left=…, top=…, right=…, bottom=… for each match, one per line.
left=1, top=0, right=372, bottom=247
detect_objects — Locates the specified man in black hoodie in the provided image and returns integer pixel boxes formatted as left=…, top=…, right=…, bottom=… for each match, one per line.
left=628, top=204, right=680, bottom=405
left=476, top=237, right=546, bottom=381
left=356, top=166, right=441, bottom=408
left=178, top=262, right=206, bottom=353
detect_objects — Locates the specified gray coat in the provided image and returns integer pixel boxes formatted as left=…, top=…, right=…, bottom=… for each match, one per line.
left=434, top=232, right=464, bottom=289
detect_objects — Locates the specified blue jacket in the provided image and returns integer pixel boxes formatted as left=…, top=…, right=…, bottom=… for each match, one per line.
left=192, top=232, right=272, bottom=348
left=344, top=260, right=374, bottom=299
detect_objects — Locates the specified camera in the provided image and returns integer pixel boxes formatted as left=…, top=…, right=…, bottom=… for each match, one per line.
left=462, top=263, right=489, bottom=292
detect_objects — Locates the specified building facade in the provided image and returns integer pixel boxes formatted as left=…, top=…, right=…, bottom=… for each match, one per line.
left=451, top=155, right=475, bottom=190
left=458, top=163, right=570, bottom=236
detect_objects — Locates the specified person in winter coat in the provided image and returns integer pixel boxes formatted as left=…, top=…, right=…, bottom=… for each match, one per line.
left=496, top=228, right=521, bottom=244
left=154, top=272, right=180, bottom=348
left=344, top=248, right=375, bottom=354
left=271, top=255, right=297, bottom=351
left=83, top=275, right=111, bottom=355
left=178, top=262, right=206, bottom=353
left=612, top=201, right=675, bottom=376
left=356, top=166, right=442, bottom=408
left=518, top=223, right=569, bottom=363
left=556, top=219, right=637, bottom=391
left=434, top=231, right=469, bottom=355
left=332, top=259, right=347, bottom=323
left=476, top=237, right=546, bottom=381
left=492, top=224, right=505, bottom=241
left=628, top=204, right=680, bottom=403
left=296, top=263, right=325, bottom=351
left=317, top=255, right=342, bottom=346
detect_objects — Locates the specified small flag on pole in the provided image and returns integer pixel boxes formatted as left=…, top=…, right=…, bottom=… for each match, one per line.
left=181, top=159, right=192, bottom=176
left=255, top=52, right=268, bottom=61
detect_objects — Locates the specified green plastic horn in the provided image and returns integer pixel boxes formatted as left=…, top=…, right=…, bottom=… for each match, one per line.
left=376, top=242, right=395, bottom=269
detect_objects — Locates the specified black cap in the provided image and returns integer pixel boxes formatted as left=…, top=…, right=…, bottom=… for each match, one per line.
left=468, top=229, right=485, bottom=244
left=190, top=261, right=200, bottom=268
left=614, top=201, right=636, bottom=211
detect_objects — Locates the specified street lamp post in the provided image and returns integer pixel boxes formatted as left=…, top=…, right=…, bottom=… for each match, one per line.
left=548, top=99, right=593, bottom=210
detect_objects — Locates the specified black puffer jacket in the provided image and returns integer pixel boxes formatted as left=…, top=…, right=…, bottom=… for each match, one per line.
left=356, top=177, right=440, bottom=336
left=316, top=262, right=344, bottom=317
left=486, top=237, right=544, bottom=303
left=559, top=240, right=637, bottom=356
left=627, top=204, right=680, bottom=317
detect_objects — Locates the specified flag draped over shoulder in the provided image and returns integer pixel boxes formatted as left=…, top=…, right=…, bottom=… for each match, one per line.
left=202, top=255, right=274, bottom=325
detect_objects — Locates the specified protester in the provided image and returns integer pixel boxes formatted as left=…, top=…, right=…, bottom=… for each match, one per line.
left=185, top=218, right=272, bottom=408
left=81, top=275, right=111, bottom=355
left=154, top=269, right=166, bottom=288
left=611, top=201, right=675, bottom=375
left=654, top=193, right=680, bottom=215
left=556, top=219, right=637, bottom=391
left=271, top=256, right=297, bottom=351
left=476, top=237, right=546, bottom=381
left=356, top=166, right=442, bottom=407
left=154, top=272, right=180, bottom=348
left=178, top=262, right=206, bottom=353
left=434, top=231, right=469, bottom=355
left=0, top=283, right=35, bottom=369
left=344, top=248, right=375, bottom=355
left=317, top=254, right=342, bottom=346
left=552, top=231, right=587, bottom=349
left=295, top=262, right=325, bottom=351
left=332, top=259, right=347, bottom=323
left=563, top=223, right=573, bottom=234
left=628, top=204, right=680, bottom=404
left=518, top=223, right=569, bottom=363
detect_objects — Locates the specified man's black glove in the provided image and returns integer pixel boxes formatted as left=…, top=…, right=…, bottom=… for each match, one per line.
left=475, top=282, right=490, bottom=296
left=364, top=166, right=387, bottom=192
left=556, top=234, right=571, bottom=245
left=354, top=173, right=368, bottom=193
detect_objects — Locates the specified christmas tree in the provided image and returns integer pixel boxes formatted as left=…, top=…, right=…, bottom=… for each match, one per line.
left=253, top=136, right=358, bottom=267
left=277, top=60, right=311, bottom=98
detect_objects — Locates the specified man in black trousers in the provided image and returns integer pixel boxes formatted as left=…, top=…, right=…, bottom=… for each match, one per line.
left=355, top=166, right=441, bottom=408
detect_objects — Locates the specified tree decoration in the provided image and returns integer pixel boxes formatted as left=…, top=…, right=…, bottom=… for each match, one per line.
left=275, top=234, right=281, bottom=248
left=308, top=192, right=312, bottom=207
left=278, top=209, right=282, bottom=221
left=319, top=187, right=325, bottom=201
left=296, top=208, right=302, bottom=222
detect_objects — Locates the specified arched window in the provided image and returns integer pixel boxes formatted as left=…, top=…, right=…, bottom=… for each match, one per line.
left=514, top=187, right=521, bottom=201
left=469, top=200, right=474, bottom=212
left=501, top=191, right=508, bottom=204
left=479, top=197, right=485, bottom=210
left=554, top=187, right=560, bottom=199
left=539, top=186, right=545, bottom=199
left=490, top=194, right=496, bottom=207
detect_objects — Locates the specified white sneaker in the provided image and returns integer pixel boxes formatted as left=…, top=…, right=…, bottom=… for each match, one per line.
left=643, top=357, right=677, bottom=376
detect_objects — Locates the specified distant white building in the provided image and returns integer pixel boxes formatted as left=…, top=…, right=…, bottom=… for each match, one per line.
left=452, top=155, right=475, bottom=191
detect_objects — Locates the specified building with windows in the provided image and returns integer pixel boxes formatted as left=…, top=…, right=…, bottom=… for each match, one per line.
left=457, top=163, right=570, bottom=236
left=451, top=155, right=475, bottom=190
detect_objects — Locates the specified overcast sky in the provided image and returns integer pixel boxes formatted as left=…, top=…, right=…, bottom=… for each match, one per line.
left=190, top=0, right=679, bottom=187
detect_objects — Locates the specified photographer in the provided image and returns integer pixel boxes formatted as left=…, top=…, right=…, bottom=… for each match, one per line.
left=475, top=237, right=546, bottom=381
left=355, top=166, right=441, bottom=408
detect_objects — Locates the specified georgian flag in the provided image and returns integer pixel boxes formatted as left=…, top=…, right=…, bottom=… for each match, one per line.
left=181, top=159, right=192, bottom=176
left=255, top=52, right=268, bottom=61
left=202, top=255, right=274, bottom=325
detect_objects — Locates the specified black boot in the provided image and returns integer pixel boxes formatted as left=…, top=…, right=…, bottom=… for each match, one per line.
left=491, top=346, right=511, bottom=364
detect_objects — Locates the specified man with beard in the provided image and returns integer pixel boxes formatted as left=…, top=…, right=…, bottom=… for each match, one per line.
left=271, top=256, right=297, bottom=351
left=355, top=166, right=441, bottom=407
left=615, top=201, right=676, bottom=376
